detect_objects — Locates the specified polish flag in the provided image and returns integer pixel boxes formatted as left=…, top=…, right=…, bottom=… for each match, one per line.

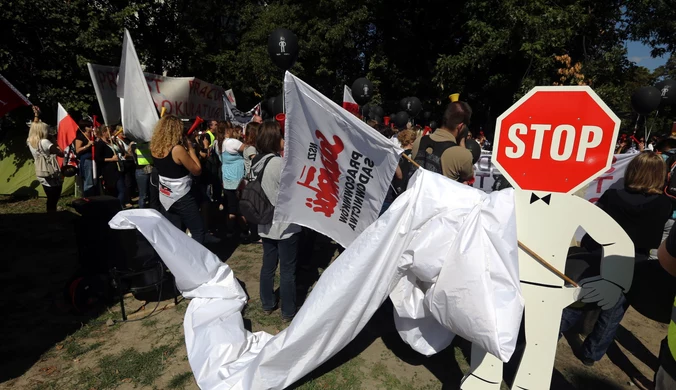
left=57, top=103, right=79, bottom=168
left=342, top=85, right=360, bottom=117
left=0, top=74, right=31, bottom=117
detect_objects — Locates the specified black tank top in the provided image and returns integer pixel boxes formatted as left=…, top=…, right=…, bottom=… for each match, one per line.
left=154, top=146, right=190, bottom=179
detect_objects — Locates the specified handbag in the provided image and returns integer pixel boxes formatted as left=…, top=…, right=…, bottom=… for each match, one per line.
left=34, top=141, right=61, bottom=179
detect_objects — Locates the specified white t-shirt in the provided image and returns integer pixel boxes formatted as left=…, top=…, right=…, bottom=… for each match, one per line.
left=28, top=139, right=62, bottom=187
left=221, top=138, right=243, bottom=154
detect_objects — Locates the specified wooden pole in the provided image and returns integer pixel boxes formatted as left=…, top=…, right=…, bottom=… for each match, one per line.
left=404, top=152, right=578, bottom=287
left=518, top=241, right=579, bottom=287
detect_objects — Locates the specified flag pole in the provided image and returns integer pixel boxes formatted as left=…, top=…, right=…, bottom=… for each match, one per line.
left=403, top=152, right=579, bottom=288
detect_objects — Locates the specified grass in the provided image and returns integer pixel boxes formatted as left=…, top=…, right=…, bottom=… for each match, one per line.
left=142, top=318, right=160, bottom=328
left=296, top=357, right=364, bottom=390
left=167, top=371, right=195, bottom=389
left=76, top=343, right=181, bottom=389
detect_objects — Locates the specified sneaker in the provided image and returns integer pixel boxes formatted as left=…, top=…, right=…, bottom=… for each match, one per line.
left=263, top=306, right=278, bottom=315
left=581, top=357, right=595, bottom=367
left=282, top=315, right=294, bottom=324
left=204, top=235, right=221, bottom=244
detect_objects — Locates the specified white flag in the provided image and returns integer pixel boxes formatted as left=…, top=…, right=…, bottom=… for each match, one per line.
left=275, top=72, right=402, bottom=247
left=225, top=89, right=237, bottom=106
left=117, top=29, right=159, bottom=142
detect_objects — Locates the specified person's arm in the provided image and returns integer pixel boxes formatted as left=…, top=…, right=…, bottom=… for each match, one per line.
left=395, top=165, right=403, bottom=180
left=174, top=142, right=201, bottom=176
left=48, top=143, right=65, bottom=158
left=657, top=223, right=676, bottom=277
left=75, top=136, right=93, bottom=154
left=32, top=106, right=40, bottom=123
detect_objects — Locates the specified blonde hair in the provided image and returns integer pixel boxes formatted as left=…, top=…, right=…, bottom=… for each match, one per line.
left=397, top=129, right=417, bottom=148
left=624, top=151, right=666, bottom=195
left=150, top=115, right=184, bottom=157
left=27, top=122, right=49, bottom=149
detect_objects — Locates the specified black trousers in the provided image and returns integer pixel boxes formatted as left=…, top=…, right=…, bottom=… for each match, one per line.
left=43, top=184, right=62, bottom=212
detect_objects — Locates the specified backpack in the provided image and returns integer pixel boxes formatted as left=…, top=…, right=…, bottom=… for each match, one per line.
left=411, top=135, right=457, bottom=175
left=205, top=143, right=221, bottom=178
left=240, top=155, right=276, bottom=225
left=34, top=141, right=60, bottom=179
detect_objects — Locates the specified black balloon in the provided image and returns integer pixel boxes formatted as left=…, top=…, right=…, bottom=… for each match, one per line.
left=400, top=97, right=410, bottom=111
left=351, top=78, right=374, bottom=105
left=656, top=79, right=676, bottom=106
left=423, top=111, right=432, bottom=120
left=361, top=104, right=371, bottom=118
left=393, top=111, right=409, bottom=129
left=429, top=120, right=439, bottom=130
left=370, top=105, right=384, bottom=119
left=631, top=86, right=662, bottom=115
left=263, top=97, right=275, bottom=116
left=267, top=28, right=299, bottom=70
left=272, top=94, right=284, bottom=115
left=406, top=97, right=422, bottom=116
left=465, top=139, right=481, bottom=165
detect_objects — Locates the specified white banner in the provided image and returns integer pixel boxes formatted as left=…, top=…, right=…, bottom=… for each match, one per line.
left=88, top=63, right=226, bottom=124
left=275, top=72, right=402, bottom=247
left=471, top=151, right=635, bottom=202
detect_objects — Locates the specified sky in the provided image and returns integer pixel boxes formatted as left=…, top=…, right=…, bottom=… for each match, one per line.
left=626, top=40, right=668, bottom=70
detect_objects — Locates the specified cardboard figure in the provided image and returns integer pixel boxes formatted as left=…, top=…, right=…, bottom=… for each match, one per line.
left=461, top=86, right=635, bottom=389
left=460, top=190, right=634, bottom=389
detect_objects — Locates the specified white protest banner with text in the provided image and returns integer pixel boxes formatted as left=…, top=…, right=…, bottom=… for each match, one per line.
left=471, top=151, right=634, bottom=202
left=275, top=72, right=402, bottom=247
left=88, top=63, right=225, bottom=124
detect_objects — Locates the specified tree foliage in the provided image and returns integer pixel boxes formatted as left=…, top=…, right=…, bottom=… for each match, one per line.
left=0, top=0, right=674, bottom=137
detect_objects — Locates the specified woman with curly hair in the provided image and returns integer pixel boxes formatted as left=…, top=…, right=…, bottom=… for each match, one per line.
left=150, top=115, right=205, bottom=243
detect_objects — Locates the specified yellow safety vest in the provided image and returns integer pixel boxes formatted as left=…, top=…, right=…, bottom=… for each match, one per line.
left=669, top=298, right=676, bottom=361
left=205, top=130, right=215, bottom=147
left=135, top=143, right=153, bottom=166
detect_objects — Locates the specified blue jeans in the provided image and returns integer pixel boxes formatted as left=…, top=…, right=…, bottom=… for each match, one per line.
left=560, top=294, right=628, bottom=361
left=260, top=234, right=299, bottom=318
left=80, top=157, right=97, bottom=196
left=135, top=168, right=151, bottom=208
left=116, top=176, right=126, bottom=206
left=162, top=190, right=205, bottom=244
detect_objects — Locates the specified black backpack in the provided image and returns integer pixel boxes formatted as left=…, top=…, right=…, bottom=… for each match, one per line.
left=240, top=155, right=276, bottom=225
left=412, top=135, right=457, bottom=175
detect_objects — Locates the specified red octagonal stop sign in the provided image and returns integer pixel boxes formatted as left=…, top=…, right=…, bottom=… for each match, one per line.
left=493, top=86, right=620, bottom=194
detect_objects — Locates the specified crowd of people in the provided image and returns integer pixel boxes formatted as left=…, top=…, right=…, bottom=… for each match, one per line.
left=24, top=99, right=676, bottom=388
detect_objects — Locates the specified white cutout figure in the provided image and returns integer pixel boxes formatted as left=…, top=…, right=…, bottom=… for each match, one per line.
left=461, top=190, right=634, bottom=390
left=662, top=86, right=670, bottom=97
left=363, top=84, right=369, bottom=96
left=407, top=101, right=412, bottom=111
left=279, top=36, right=286, bottom=53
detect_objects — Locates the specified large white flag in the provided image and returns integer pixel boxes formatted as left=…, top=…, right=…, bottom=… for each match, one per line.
left=116, top=29, right=159, bottom=142
left=275, top=72, right=402, bottom=247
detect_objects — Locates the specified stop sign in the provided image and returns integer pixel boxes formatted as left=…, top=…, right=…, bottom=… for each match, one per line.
left=493, top=86, right=620, bottom=194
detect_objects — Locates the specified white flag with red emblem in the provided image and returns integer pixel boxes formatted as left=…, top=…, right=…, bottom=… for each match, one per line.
left=275, top=72, right=402, bottom=247
left=342, top=85, right=360, bottom=117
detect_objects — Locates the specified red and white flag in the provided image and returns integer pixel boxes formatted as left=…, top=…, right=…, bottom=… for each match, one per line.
left=0, top=74, right=31, bottom=117
left=342, top=85, right=360, bottom=117
left=275, top=73, right=402, bottom=247
left=57, top=103, right=79, bottom=168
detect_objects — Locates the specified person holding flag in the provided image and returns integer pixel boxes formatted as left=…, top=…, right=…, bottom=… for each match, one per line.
left=74, top=119, right=97, bottom=196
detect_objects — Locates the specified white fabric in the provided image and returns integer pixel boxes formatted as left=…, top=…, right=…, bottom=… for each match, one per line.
left=158, top=174, right=192, bottom=211
left=117, top=29, right=159, bottom=142
left=343, top=85, right=357, bottom=105
left=109, top=169, right=522, bottom=390
left=275, top=72, right=403, bottom=247
left=222, top=139, right=243, bottom=155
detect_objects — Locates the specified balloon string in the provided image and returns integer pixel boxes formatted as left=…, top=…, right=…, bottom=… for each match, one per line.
left=647, top=109, right=659, bottom=141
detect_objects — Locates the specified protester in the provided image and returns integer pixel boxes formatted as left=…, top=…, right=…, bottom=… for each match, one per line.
left=132, top=137, right=153, bottom=208
left=562, top=151, right=672, bottom=366
left=251, top=121, right=301, bottom=322
left=381, top=129, right=417, bottom=215
left=150, top=115, right=205, bottom=244
left=27, top=118, right=64, bottom=212
left=655, top=227, right=676, bottom=390
left=111, top=127, right=135, bottom=208
left=95, top=126, right=126, bottom=206
left=243, top=122, right=260, bottom=180
left=217, top=121, right=248, bottom=236
left=410, top=101, right=474, bottom=182
left=74, top=119, right=97, bottom=196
